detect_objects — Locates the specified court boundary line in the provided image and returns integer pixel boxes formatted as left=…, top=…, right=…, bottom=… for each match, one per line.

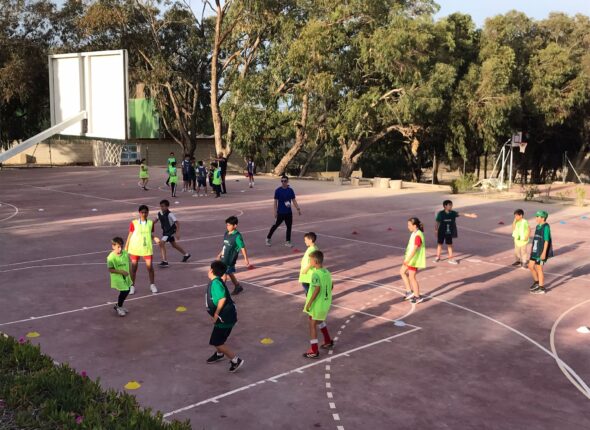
left=0, top=201, right=19, bottom=222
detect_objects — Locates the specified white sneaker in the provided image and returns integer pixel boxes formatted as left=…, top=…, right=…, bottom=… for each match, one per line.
left=433, top=257, right=440, bottom=263
left=115, top=306, right=126, bottom=317
left=129, top=285, right=135, bottom=295
left=150, top=284, right=158, bottom=294
left=284, top=241, right=293, bottom=248
left=121, top=307, right=129, bottom=314
left=448, top=259, right=458, bottom=265
left=265, top=238, right=271, bottom=246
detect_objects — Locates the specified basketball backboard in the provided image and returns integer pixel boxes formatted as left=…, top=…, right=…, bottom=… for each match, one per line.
left=49, top=50, right=129, bottom=140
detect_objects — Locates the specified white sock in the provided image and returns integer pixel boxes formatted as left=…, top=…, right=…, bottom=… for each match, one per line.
left=231, top=356, right=239, bottom=363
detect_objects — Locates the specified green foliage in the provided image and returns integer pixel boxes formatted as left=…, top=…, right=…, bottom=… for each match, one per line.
left=0, top=333, right=190, bottom=429
left=575, top=186, right=587, bottom=207
left=523, top=185, right=540, bottom=201
left=450, top=174, right=476, bottom=194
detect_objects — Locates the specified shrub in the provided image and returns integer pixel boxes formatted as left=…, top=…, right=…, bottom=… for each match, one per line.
left=450, top=174, right=476, bottom=194
left=523, top=185, right=540, bottom=201
left=0, top=333, right=191, bottom=429
left=575, top=186, right=586, bottom=207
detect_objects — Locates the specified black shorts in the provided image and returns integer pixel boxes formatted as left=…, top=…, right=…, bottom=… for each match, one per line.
left=197, top=177, right=206, bottom=187
left=162, top=235, right=175, bottom=243
left=182, top=173, right=190, bottom=181
left=210, top=326, right=233, bottom=346
left=437, top=231, right=453, bottom=245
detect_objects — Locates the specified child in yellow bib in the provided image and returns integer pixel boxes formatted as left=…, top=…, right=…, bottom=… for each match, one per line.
left=512, top=209, right=529, bottom=268
left=107, top=237, right=132, bottom=316
left=299, top=232, right=318, bottom=294
left=125, top=205, right=158, bottom=295
left=400, top=217, right=426, bottom=304
left=303, top=250, right=333, bottom=359
left=139, top=159, right=149, bottom=191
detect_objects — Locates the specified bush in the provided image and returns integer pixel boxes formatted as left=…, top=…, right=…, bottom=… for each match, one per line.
left=0, top=333, right=191, bottom=429
left=450, top=174, right=476, bottom=194
left=523, top=185, right=540, bottom=201
left=575, top=186, right=586, bottom=207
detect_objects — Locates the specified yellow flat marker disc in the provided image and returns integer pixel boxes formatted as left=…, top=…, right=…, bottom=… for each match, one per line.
left=26, top=332, right=40, bottom=338
left=260, top=337, right=274, bottom=345
left=176, top=306, right=187, bottom=313
left=124, top=381, right=141, bottom=390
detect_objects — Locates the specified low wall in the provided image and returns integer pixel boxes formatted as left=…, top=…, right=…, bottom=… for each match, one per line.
left=2, top=139, right=94, bottom=165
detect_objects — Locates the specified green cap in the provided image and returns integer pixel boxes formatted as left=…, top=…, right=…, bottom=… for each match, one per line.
left=535, top=210, right=548, bottom=219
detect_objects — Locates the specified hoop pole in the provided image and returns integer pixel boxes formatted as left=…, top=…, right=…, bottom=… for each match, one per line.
left=566, top=154, right=584, bottom=184
left=509, top=144, right=514, bottom=189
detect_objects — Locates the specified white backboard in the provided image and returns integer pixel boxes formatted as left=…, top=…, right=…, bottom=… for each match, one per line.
left=49, top=50, right=129, bottom=140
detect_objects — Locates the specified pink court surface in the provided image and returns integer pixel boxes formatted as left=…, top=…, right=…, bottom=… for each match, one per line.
left=1, top=166, right=590, bottom=429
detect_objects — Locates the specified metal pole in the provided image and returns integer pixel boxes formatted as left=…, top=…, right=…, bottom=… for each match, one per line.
left=509, top=144, right=514, bottom=190
left=432, top=152, right=436, bottom=185
left=499, top=146, right=505, bottom=189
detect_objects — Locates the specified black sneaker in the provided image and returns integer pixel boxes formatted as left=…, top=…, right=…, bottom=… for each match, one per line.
left=232, top=285, right=244, bottom=295
left=511, top=261, right=522, bottom=267
left=529, top=282, right=540, bottom=291
left=531, top=287, right=547, bottom=295
left=410, top=296, right=425, bottom=304
left=229, top=357, right=244, bottom=372
left=206, top=352, right=225, bottom=364
left=158, top=261, right=169, bottom=267
left=320, top=341, right=334, bottom=350
left=182, top=253, right=191, bottom=263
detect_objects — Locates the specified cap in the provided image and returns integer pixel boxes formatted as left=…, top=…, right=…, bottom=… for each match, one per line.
left=535, top=210, right=548, bottom=219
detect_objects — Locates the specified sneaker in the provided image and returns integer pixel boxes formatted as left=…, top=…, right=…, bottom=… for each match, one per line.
left=521, top=263, right=528, bottom=269
left=121, top=307, right=129, bottom=314
left=129, top=285, right=135, bottom=295
left=512, top=261, right=522, bottom=267
left=206, top=352, right=225, bottom=364
left=229, top=357, right=245, bottom=373
left=448, top=259, right=458, bottom=265
left=410, top=296, right=425, bottom=304
left=529, top=282, right=540, bottom=292
left=302, top=351, right=320, bottom=359
left=320, top=341, right=334, bottom=350
left=433, top=257, right=441, bottom=263
left=232, top=285, right=244, bottom=295
left=265, top=238, right=271, bottom=246
left=150, top=284, right=158, bottom=294
left=531, top=287, right=547, bottom=295
left=403, top=291, right=414, bottom=301
left=182, top=253, right=191, bottom=263
left=114, top=306, right=126, bottom=317
left=249, top=184, right=253, bottom=188
left=158, top=261, right=169, bottom=267
left=284, top=241, right=293, bottom=248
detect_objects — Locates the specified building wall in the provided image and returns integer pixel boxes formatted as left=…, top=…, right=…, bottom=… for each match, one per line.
left=2, top=139, right=94, bottom=165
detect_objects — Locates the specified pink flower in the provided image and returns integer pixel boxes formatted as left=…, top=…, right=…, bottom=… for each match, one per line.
left=18, top=337, right=25, bottom=344
left=81, top=371, right=87, bottom=378
left=75, top=415, right=84, bottom=424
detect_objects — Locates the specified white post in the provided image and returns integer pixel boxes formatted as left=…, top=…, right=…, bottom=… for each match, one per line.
left=499, top=145, right=505, bottom=189
left=509, top=144, right=514, bottom=190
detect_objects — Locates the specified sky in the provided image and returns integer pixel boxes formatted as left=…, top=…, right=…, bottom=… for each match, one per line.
left=435, top=0, right=590, bottom=27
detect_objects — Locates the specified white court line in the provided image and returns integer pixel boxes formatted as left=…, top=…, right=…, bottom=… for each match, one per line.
left=550, top=299, right=590, bottom=400
left=162, top=327, right=421, bottom=418
left=0, top=283, right=208, bottom=327
left=0, top=201, right=19, bottom=222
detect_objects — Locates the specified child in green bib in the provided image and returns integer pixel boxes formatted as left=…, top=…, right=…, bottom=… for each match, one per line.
left=169, top=162, right=178, bottom=197
left=303, top=250, right=333, bottom=359
left=107, top=237, right=132, bottom=317
left=139, top=159, right=149, bottom=191
left=299, top=232, right=318, bottom=294
left=401, top=217, right=426, bottom=304
left=512, top=209, right=530, bottom=268
left=528, top=210, right=553, bottom=295
left=165, top=151, right=175, bottom=187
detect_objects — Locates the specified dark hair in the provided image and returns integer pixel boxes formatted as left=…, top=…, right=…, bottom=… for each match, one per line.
left=225, top=216, right=239, bottom=225
left=514, top=209, right=524, bottom=216
left=190, top=157, right=195, bottom=161
left=198, top=160, right=203, bottom=166
left=304, top=232, right=317, bottom=242
left=185, top=154, right=190, bottom=158
left=112, top=236, right=124, bottom=246
left=211, top=260, right=227, bottom=277
left=281, top=175, right=289, bottom=181
left=160, top=199, right=170, bottom=207
left=310, top=250, right=324, bottom=265
left=443, top=200, right=453, bottom=207
left=171, top=161, right=176, bottom=167
left=408, top=217, right=424, bottom=232
left=170, top=152, right=174, bottom=155
left=138, top=205, right=149, bottom=213
left=211, top=162, right=218, bottom=168
left=140, top=158, right=146, bottom=163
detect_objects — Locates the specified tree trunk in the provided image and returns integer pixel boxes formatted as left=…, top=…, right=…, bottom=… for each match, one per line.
left=484, top=151, right=488, bottom=179
left=432, top=152, right=439, bottom=184
left=273, top=92, right=309, bottom=176
left=299, top=136, right=326, bottom=177
left=339, top=140, right=362, bottom=178
left=211, top=1, right=224, bottom=156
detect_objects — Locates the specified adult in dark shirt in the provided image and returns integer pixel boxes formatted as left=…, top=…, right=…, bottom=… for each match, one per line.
left=266, top=175, right=301, bottom=247
left=216, top=153, right=228, bottom=194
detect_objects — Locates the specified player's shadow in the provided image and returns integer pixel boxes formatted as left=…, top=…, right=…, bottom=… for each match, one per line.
left=553, top=241, right=588, bottom=258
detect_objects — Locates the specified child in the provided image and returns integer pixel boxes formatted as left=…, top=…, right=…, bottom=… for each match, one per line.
left=196, top=161, right=208, bottom=196
left=218, top=216, right=250, bottom=295
left=125, top=205, right=158, bottom=295
left=401, top=218, right=426, bottom=304
left=246, top=157, right=255, bottom=188
left=154, top=199, right=191, bottom=267
left=299, top=232, right=319, bottom=294
left=169, top=162, right=178, bottom=197
left=434, top=200, right=477, bottom=264
left=512, top=209, right=530, bottom=268
left=166, top=152, right=176, bottom=187
left=139, top=159, right=149, bottom=190
left=189, top=157, right=197, bottom=192
left=303, top=250, right=333, bottom=359
left=211, top=162, right=222, bottom=198
left=107, top=237, right=132, bottom=316
left=529, top=210, right=553, bottom=294
left=181, top=154, right=191, bottom=192
left=205, top=260, right=244, bottom=372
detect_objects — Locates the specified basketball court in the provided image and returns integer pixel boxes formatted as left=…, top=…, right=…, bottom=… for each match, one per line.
left=1, top=166, right=590, bottom=429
